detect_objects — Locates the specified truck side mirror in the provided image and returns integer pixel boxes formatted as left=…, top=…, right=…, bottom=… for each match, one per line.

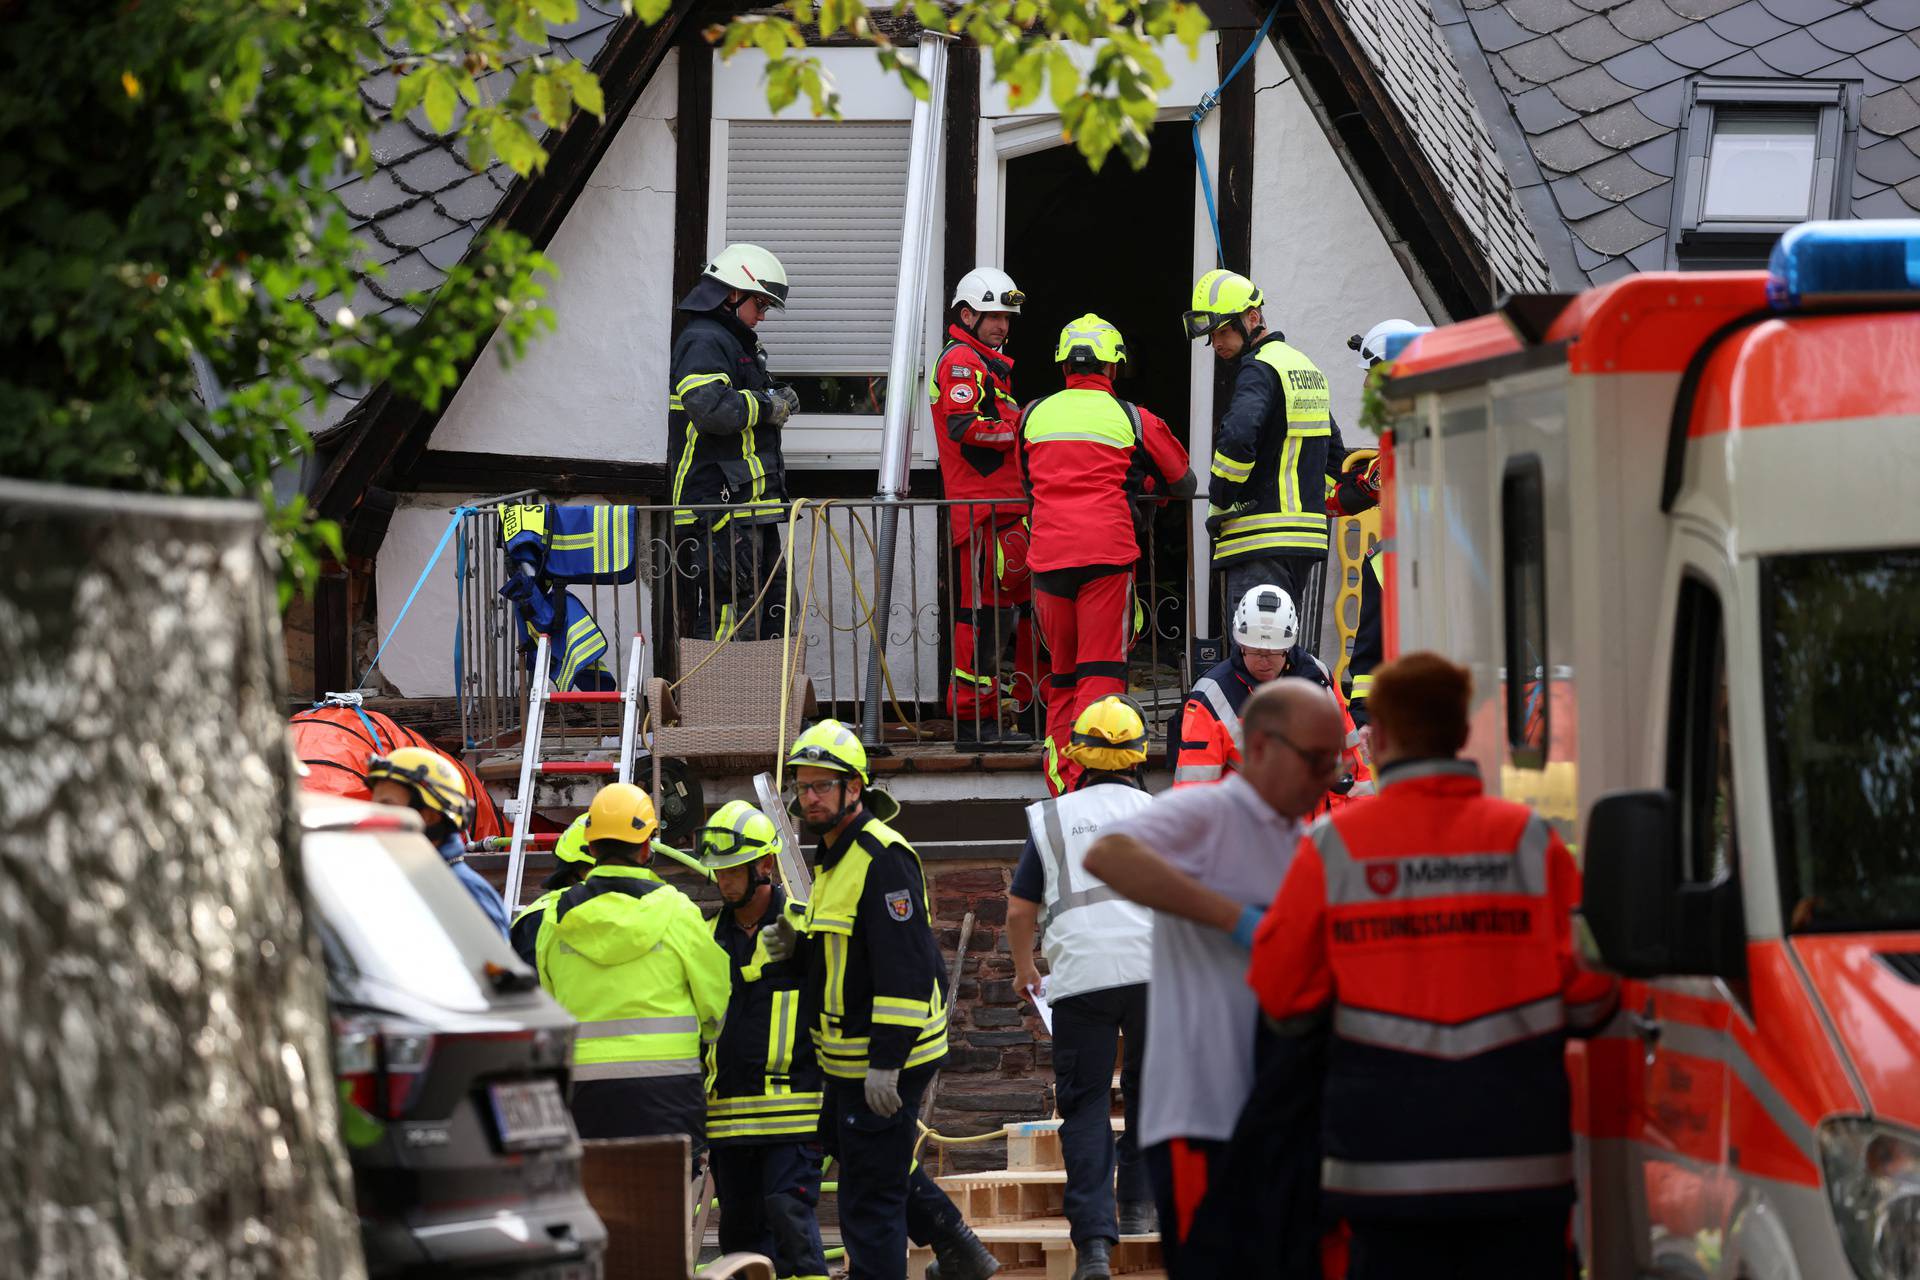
left=1581, top=789, right=1747, bottom=980
left=1581, top=790, right=1680, bottom=978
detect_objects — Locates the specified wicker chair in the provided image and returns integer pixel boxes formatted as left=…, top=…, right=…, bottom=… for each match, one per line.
left=581, top=1136, right=772, bottom=1280
left=648, top=639, right=816, bottom=812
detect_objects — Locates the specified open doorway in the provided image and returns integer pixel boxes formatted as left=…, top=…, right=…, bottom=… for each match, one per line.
left=1001, top=125, right=1198, bottom=701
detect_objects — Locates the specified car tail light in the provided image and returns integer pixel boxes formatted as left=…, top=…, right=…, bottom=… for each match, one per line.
left=331, top=1013, right=437, bottom=1120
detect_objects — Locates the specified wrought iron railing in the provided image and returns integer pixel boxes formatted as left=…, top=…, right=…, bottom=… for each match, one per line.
left=452, top=496, right=1334, bottom=761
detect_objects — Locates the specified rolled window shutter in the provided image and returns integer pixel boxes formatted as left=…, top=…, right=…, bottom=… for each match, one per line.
left=724, top=121, right=912, bottom=376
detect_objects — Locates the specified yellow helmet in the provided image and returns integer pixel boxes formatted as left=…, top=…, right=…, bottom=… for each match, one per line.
left=366, top=747, right=472, bottom=827
left=584, top=782, right=659, bottom=847
left=696, top=800, right=782, bottom=871
left=553, top=814, right=594, bottom=867
left=1055, top=314, right=1128, bottom=366
left=1183, top=269, right=1264, bottom=340
left=786, top=719, right=870, bottom=783
left=1066, top=694, right=1150, bottom=772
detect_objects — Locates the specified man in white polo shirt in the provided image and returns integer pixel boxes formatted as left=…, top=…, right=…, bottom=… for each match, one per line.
left=1083, top=680, right=1346, bottom=1279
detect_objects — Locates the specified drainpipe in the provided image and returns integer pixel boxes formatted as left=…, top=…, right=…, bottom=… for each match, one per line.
left=860, top=32, right=950, bottom=748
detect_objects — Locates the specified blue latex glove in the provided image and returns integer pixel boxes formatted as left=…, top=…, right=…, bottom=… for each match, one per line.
left=1231, top=903, right=1265, bottom=949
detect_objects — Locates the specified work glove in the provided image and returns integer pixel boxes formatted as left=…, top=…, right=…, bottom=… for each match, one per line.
left=763, top=915, right=797, bottom=963
left=764, top=390, right=793, bottom=428
left=864, top=1067, right=903, bottom=1118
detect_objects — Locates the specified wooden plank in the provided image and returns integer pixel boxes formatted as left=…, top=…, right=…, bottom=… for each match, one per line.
left=404, top=451, right=669, bottom=496
left=672, top=31, right=714, bottom=339
left=942, top=43, right=981, bottom=307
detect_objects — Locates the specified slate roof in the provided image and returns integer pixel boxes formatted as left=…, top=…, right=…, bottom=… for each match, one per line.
left=1330, top=0, right=1558, bottom=292
left=308, top=0, right=629, bottom=435
left=1332, top=0, right=1920, bottom=287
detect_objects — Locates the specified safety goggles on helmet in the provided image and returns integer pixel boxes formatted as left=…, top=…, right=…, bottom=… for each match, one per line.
left=696, top=801, right=782, bottom=871
left=366, top=748, right=473, bottom=827
left=1184, top=269, right=1264, bottom=341
left=1066, top=694, right=1150, bottom=770
left=784, top=719, right=871, bottom=783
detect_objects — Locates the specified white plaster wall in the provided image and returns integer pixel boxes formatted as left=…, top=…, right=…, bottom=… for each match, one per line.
left=432, top=51, right=680, bottom=462
left=1249, top=43, right=1431, bottom=445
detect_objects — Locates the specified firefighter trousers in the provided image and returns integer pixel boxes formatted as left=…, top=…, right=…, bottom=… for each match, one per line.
left=1145, top=1137, right=1241, bottom=1280
left=711, top=1139, right=831, bottom=1280
left=819, top=1065, right=966, bottom=1280
left=1032, top=564, right=1134, bottom=795
left=685, top=518, right=786, bottom=641
left=1053, top=983, right=1150, bottom=1247
left=1347, top=551, right=1383, bottom=724
left=570, top=1075, right=706, bottom=1155
left=948, top=518, right=1043, bottom=725
left=1346, top=1211, right=1569, bottom=1279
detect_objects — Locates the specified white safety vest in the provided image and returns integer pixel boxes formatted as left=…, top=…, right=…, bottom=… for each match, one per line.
left=1024, top=782, right=1155, bottom=1002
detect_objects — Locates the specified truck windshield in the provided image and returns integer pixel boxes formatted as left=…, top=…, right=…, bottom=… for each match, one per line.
left=1765, top=550, right=1920, bottom=932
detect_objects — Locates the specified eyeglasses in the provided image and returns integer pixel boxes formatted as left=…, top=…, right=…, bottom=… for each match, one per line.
left=1255, top=727, right=1343, bottom=776
left=792, top=779, right=845, bottom=798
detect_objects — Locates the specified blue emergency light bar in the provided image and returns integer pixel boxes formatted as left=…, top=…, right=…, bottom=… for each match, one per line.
left=1381, top=328, right=1431, bottom=362
left=1766, top=220, right=1920, bottom=311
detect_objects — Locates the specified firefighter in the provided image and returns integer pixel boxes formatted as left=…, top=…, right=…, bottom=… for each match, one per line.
left=366, top=747, right=508, bottom=937
left=930, top=268, right=1041, bottom=751
left=1183, top=270, right=1346, bottom=622
left=510, top=813, right=591, bottom=968
left=670, top=243, right=797, bottom=642
left=1019, top=315, right=1196, bottom=796
left=1325, top=448, right=1383, bottom=725
left=1248, top=652, right=1620, bottom=1278
left=1171, top=585, right=1368, bottom=807
left=1007, top=696, right=1157, bottom=1280
left=699, top=800, right=831, bottom=1280
left=763, top=720, right=998, bottom=1280
left=534, top=782, right=732, bottom=1147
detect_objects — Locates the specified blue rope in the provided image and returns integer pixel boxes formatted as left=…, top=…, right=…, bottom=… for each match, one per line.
left=354, top=506, right=476, bottom=692
left=1192, top=4, right=1280, bottom=268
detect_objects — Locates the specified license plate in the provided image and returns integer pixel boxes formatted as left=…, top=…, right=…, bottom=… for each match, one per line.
left=488, top=1078, right=573, bottom=1151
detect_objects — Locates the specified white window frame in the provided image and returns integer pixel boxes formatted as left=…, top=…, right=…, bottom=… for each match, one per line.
left=708, top=48, right=943, bottom=469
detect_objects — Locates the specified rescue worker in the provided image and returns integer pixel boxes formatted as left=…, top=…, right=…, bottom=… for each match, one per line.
left=1249, top=653, right=1620, bottom=1278
left=1171, top=585, right=1368, bottom=808
left=930, top=267, right=1040, bottom=750
left=1019, top=315, right=1196, bottom=796
left=699, top=801, right=831, bottom=1280
left=1007, top=696, right=1157, bottom=1280
left=366, top=748, right=509, bottom=937
left=1084, top=682, right=1349, bottom=1278
left=510, top=813, right=591, bottom=966
left=762, top=720, right=998, bottom=1280
left=534, top=782, right=732, bottom=1146
left=670, top=243, right=797, bottom=641
left=1183, top=270, right=1345, bottom=620
left=1325, top=448, right=1383, bottom=725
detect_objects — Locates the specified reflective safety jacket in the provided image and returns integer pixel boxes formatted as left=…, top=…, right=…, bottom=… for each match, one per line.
left=1019, top=372, right=1192, bottom=575
left=707, top=885, right=823, bottom=1145
left=1208, top=334, right=1340, bottom=564
left=1247, top=760, right=1620, bottom=1221
left=930, top=324, right=1023, bottom=547
left=1170, top=651, right=1369, bottom=804
left=1020, top=779, right=1154, bottom=1002
left=669, top=311, right=787, bottom=530
left=801, top=809, right=949, bottom=1079
left=510, top=889, right=559, bottom=968
left=535, top=864, right=733, bottom=1084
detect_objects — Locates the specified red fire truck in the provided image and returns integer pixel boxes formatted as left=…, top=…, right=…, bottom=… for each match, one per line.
left=1374, top=220, right=1920, bottom=1278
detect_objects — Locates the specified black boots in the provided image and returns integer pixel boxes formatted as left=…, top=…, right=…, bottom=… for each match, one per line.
left=1069, top=1236, right=1113, bottom=1280
left=1117, top=1199, right=1159, bottom=1235
left=952, top=720, right=1033, bottom=752
left=923, top=1222, right=1002, bottom=1280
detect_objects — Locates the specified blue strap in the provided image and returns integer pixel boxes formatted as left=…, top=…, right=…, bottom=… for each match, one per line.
left=356, top=506, right=476, bottom=691
left=1192, top=4, right=1281, bottom=268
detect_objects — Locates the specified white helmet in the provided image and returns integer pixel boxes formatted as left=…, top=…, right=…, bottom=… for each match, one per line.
left=704, top=243, right=789, bottom=307
left=1355, top=319, right=1423, bottom=367
left=1233, top=584, right=1299, bottom=652
left=952, top=267, right=1025, bottom=314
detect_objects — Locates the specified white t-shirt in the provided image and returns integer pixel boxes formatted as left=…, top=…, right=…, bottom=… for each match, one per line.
left=1112, top=773, right=1303, bottom=1148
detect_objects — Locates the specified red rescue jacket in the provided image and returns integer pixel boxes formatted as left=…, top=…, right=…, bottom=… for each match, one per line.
left=1248, top=759, right=1619, bottom=1222
left=1170, top=651, right=1370, bottom=814
left=930, top=324, right=1023, bottom=546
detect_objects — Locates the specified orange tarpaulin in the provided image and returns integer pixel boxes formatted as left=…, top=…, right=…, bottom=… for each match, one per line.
left=290, top=706, right=502, bottom=842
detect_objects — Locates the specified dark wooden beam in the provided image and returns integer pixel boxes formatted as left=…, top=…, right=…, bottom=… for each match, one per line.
left=314, top=563, right=351, bottom=697
left=1215, top=27, right=1257, bottom=277
left=313, top=4, right=696, bottom=527
left=405, top=451, right=670, bottom=496
left=1266, top=4, right=1488, bottom=317
left=673, top=32, right=715, bottom=334
left=943, top=44, right=981, bottom=303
